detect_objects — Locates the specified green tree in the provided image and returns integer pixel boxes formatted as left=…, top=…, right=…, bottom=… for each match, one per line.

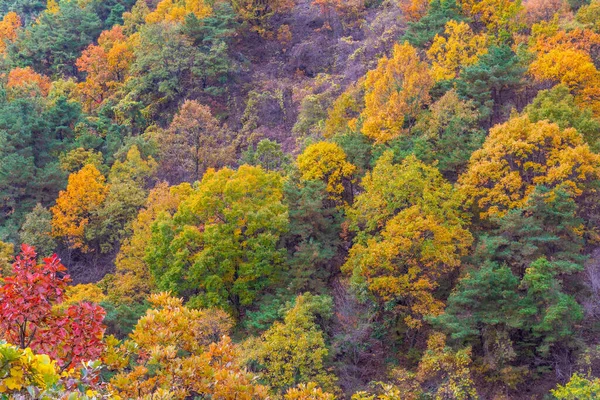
left=19, top=204, right=56, bottom=257
left=9, top=0, right=103, bottom=76
left=456, top=45, right=525, bottom=124
left=282, top=173, right=341, bottom=293
left=525, top=84, right=600, bottom=151
left=403, top=0, right=465, bottom=48
left=146, top=165, right=289, bottom=317
left=409, top=89, right=484, bottom=181
left=245, top=293, right=337, bottom=393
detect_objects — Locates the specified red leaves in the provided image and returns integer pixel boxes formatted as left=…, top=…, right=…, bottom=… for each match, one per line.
left=0, top=244, right=106, bottom=368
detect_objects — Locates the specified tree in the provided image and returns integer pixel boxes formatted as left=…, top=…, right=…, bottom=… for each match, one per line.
left=75, top=25, right=135, bottom=112
left=0, top=11, right=20, bottom=54
left=458, top=114, right=600, bottom=219
left=109, top=293, right=267, bottom=399
left=282, top=174, right=342, bottom=293
left=409, top=89, right=484, bottom=181
left=0, top=245, right=106, bottom=369
left=145, top=0, right=212, bottom=24
left=361, top=42, right=434, bottom=143
left=427, top=20, right=487, bottom=82
left=106, top=182, right=192, bottom=305
left=94, top=145, right=157, bottom=253
left=456, top=44, right=525, bottom=123
left=344, top=153, right=472, bottom=328
left=524, top=84, right=600, bottom=151
left=431, top=263, right=522, bottom=343
left=473, top=186, right=585, bottom=278
left=416, top=332, right=478, bottom=399
left=520, top=257, right=583, bottom=355
left=9, top=0, right=103, bottom=76
left=231, top=0, right=295, bottom=35
left=246, top=293, right=337, bottom=393
left=552, top=373, right=600, bottom=399
left=19, top=204, right=56, bottom=258
left=242, top=139, right=290, bottom=171
left=461, top=0, right=524, bottom=39
left=157, top=100, right=235, bottom=184
left=50, top=164, right=109, bottom=252
left=403, top=0, right=465, bottom=48
left=285, top=382, right=336, bottom=400
left=0, top=90, right=80, bottom=242
left=146, top=165, right=289, bottom=317
left=6, top=67, right=52, bottom=98
left=529, top=47, right=600, bottom=117
left=297, top=142, right=356, bottom=204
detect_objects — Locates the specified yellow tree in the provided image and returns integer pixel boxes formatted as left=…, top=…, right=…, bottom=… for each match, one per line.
left=50, top=164, right=109, bottom=252
left=361, top=42, right=434, bottom=143
left=460, top=0, right=524, bottom=37
left=146, top=0, right=212, bottom=23
left=285, top=383, right=336, bottom=400
left=529, top=47, right=600, bottom=116
left=108, top=293, right=267, bottom=399
left=245, top=294, right=337, bottom=393
left=0, top=12, right=21, bottom=54
left=297, top=142, right=356, bottom=204
left=106, top=182, right=192, bottom=305
left=427, top=20, right=487, bottom=81
left=415, top=332, right=478, bottom=399
left=323, top=79, right=364, bottom=138
left=458, top=114, right=600, bottom=219
left=343, top=153, right=472, bottom=329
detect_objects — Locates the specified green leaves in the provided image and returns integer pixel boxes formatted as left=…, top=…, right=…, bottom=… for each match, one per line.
left=147, top=165, right=289, bottom=316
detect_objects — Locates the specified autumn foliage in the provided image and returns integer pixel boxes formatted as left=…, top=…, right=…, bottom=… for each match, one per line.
left=0, top=245, right=105, bottom=369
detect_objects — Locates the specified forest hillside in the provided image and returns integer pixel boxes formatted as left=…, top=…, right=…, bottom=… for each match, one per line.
left=1, top=0, right=600, bottom=398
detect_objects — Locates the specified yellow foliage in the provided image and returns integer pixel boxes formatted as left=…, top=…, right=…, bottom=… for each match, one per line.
left=297, top=142, right=356, bottom=203
left=107, top=182, right=192, bottom=305
left=285, top=382, right=336, bottom=400
left=427, top=20, right=487, bottom=81
left=529, top=47, right=600, bottom=116
left=51, top=164, right=109, bottom=251
left=323, top=79, right=365, bottom=138
left=109, top=293, right=266, bottom=399
left=361, top=42, right=433, bottom=143
left=0, top=12, right=21, bottom=54
left=146, top=0, right=212, bottom=24
left=0, top=342, right=59, bottom=394
left=344, top=153, right=471, bottom=329
left=458, top=114, right=600, bottom=219
left=460, top=0, right=524, bottom=36
left=131, top=292, right=233, bottom=354
left=61, top=284, right=107, bottom=308
left=416, top=332, right=478, bottom=400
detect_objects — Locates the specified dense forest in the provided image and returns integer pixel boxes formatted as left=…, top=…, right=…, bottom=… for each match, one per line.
left=2, top=0, right=600, bottom=398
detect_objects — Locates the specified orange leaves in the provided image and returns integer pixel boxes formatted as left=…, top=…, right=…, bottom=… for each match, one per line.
left=75, top=26, right=134, bottom=112
left=6, top=67, right=51, bottom=98
left=361, top=42, right=433, bottom=143
left=50, top=164, right=109, bottom=252
left=0, top=12, right=21, bottom=54
left=458, top=115, right=600, bottom=219
left=109, top=294, right=266, bottom=399
left=528, top=22, right=600, bottom=116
